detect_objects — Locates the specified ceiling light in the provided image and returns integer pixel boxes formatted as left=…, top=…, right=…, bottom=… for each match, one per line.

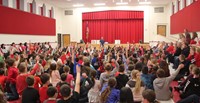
left=116, top=2, right=128, bottom=5
left=73, top=4, right=84, bottom=7
left=94, top=3, right=106, bottom=6
left=139, top=2, right=151, bottom=4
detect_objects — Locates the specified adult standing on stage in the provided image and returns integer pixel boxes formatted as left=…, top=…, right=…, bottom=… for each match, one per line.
left=100, top=37, right=105, bottom=47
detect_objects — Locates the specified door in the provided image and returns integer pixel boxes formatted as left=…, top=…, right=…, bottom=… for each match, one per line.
left=63, top=34, right=70, bottom=47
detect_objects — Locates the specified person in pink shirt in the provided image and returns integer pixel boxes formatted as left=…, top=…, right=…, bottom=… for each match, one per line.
left=63, top=65, right=74, bottom=88
left=50, top=63, right=61, bottom=87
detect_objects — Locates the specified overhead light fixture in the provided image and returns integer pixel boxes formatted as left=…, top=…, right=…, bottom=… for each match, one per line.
left=73, top=4, right=84, bottom=7
left=94, top=3, right=106, bottom=6
left=139, top=1, right=151, bottom=4
left=116, top=2, right=128, bottom=5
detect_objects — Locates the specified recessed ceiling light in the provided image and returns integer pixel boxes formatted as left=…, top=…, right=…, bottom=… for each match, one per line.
left=73, top=4, right=84, bottom=7
left=94, top=3, right=106, bottom=6
left=116, top=2, right=128, bottom=5
left=139, top=1, right=151, bottom=5
left=67, top=0, right=71, bottom=1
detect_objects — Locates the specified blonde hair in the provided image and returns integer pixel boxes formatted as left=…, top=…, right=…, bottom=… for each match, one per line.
left=132, top=70, right=141, bottom=93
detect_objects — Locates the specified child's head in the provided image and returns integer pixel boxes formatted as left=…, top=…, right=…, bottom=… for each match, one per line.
left=105, top=63, right=112, bottom=71
left=179, top=54, right=185, bottom=61
left=47, top=86, right=58, bottom=98
left=128, top=64, right=134, bottom=71
left=120, top=87, right=134, bottom=103
left=40, top=73, right=50, bottom=85
left=50, top=63, right=57, bottom=71
left=6, top=58, right=16, bottom=67
left=18, top=62, right=27, bottom=73
left=132, top=70, right=140, bottom=79
left=189, top=64, right=197, bottom=73
left=142, top=89, right=157, bottom=103
left=63, top=66, right=70, bottom=73
left=60, top=73, right=67, bottom=81
left=118, top=64, right=125, bottom=73
left=60, top=84, right=71, bottom=98
left=192, top=67, right=200, bottom=77
left=156, top=69, right=165, bottom=78
left=26, top=75, right=34, bottom=86
left=108, top=78, right=116, bottom=88
left=142, top=66, right=148, bottom=75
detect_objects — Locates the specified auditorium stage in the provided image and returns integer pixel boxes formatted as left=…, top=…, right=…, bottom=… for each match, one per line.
left=76, top=43, right=149, bottom=50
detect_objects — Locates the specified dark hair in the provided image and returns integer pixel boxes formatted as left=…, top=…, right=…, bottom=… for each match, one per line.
left=101, top=78, right=116, bottom=102
left=26, top=76, right=34, bottom=86
left=192, top=32, right=198, bottom=40
left=0, top=68, right=4, bottom=75
left=6, top=58, right=16, bottom=67
left=61, top=73, right=67, bottom=81
left=90, top=70, right=97, bottom=87
left=50, top=63, right=57, bottom=71
left=135, top=62, right=143, bottom=71
left=142, top=66, right=148, bottom=74
left=120, top=87, right=134, bottom=103
left=47, top=86, right=57, bottom=97
left=156, top=69, right=165, bottom=78
left=60, top=84, right=71, bottom=97
left=0, top=62, right=5, bottom=68
left=119, top=64, right=125, bottom=72
left=142, top=89, right=159, bottom=103
left=40, top=73, right=50, bottom=84
left=128, top=64, right=134, bottom=71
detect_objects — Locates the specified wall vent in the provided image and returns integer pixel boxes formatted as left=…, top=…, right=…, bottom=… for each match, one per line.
left=64, top=10, right=73, bottom=15
left=154, top=7, right=164, bottom=13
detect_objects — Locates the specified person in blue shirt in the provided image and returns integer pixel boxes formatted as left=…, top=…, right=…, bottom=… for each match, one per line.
left=100, top=78, right=120, bottom=103
left=100, top=37, right=105, bottom=47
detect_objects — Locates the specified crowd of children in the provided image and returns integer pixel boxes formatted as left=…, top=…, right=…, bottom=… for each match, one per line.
left=0, top=31, right=199, bottom=103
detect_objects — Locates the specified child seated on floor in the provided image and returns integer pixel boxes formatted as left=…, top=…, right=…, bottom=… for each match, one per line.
left=22, top=75, right=40, bottom=103
left=39, top=73, right=51, bottom=103
left=43, top=86, right=58, bottom=103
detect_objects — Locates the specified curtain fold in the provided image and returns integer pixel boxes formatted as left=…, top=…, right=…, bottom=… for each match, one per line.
left=82, top=10, right=144, bottom=43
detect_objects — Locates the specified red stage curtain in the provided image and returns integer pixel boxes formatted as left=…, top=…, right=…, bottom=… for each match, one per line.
left=82, top=11, right=144, bottom=43
left=171, top=0, right=200, bottom=34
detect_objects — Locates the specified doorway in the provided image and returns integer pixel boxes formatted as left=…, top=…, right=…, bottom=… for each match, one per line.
left=63, top=34, right=70, bottom=47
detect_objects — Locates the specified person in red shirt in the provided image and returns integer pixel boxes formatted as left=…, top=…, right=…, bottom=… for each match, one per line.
left=16, top=62, right=39, bottom=95
left=39, top=73, right=51, bottom=103
left=166, top=42, right=174, bottom=54
left=187, top=47, right=196, bottom=62
left=43, top=86, right=58, bottom=103
left=63, top=66, right=74, bottom=88
left=34, top=75, right=42, bottom=91
left=60, top=52, right=67, bottom=64
left=194, top=48, right=200, bottom=67
left=0, top=68, right=7, bottom=91
left=6, top=58, right=19, bottom=100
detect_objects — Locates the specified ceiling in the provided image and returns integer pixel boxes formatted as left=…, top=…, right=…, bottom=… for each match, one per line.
left=42, top=0, right=172, bottom=9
